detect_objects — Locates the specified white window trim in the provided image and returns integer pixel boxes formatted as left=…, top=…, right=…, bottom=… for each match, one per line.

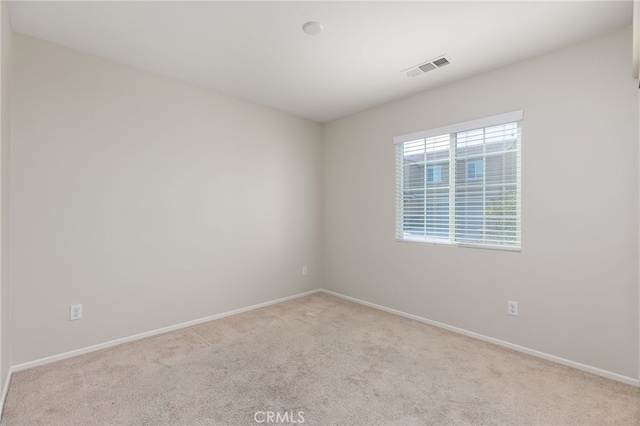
left=394, top=110, right=524, bottom=145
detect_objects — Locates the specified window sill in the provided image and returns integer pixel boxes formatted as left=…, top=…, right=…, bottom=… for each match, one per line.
left=396, top=238, right=521, bottom=252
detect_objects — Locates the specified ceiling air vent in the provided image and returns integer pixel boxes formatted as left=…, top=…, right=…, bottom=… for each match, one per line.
left=418, top=63, right=436, bottom=73
left=404, top=55, right=451, bottom=77
left=432, top=57, right=450, bottom=68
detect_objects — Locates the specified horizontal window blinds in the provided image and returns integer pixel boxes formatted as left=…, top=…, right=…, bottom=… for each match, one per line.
left=395, top=111, right=522, bottom=250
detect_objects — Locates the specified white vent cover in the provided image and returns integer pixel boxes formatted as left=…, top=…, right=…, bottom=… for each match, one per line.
left=404, top=55, right=451, bottom=77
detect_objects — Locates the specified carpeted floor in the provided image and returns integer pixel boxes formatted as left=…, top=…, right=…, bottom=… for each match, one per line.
left=1, top=292, right=639, bottom=425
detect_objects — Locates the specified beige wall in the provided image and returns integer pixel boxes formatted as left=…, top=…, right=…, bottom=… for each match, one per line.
left=323, top=26, right=639, bottom=379
left=0, top=0, right=11, bottom=392
left=7, top=25, right=640, bottom=381
left=11, top=34, right=322, bottom=365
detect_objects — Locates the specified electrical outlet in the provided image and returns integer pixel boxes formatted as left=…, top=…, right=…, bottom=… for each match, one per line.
left=302, top=266, right=308, bottom=276
left=70, top=304, right=83, bottom=321
left=507, top=300, right=518, bottom=316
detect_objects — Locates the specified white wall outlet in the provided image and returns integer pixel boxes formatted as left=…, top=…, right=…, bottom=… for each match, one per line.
left=70, top=304, right=83, bottom=321
left=302, top=266, right=308, bottom=276
left=507, top=300, right=518, bottom=316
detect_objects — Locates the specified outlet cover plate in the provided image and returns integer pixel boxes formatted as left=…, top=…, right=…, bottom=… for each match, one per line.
left=70, top=304, right=83, bottom=320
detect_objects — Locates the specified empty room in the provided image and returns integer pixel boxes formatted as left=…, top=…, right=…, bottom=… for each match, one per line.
left=0, top=0, right=637, bottom=425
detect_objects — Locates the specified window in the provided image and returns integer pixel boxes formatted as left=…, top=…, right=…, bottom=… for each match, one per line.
left=467, top=161, right=483, bottom=179
left=394, top=110, right=522, bottom=250
left=427, top=166, right=442, bottom=183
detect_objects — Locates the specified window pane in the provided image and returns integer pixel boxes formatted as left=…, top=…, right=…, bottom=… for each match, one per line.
left=454, top=124, right=518, bottom=246
left=400, top=135, right=450, bottom=239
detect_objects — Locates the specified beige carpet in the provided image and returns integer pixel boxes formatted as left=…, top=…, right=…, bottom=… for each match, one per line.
left=1, top=293, right=639, bottom=425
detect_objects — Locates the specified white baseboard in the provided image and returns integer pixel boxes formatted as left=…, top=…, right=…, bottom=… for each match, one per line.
left=7, top=287, right=639, bottom=390
left=11, top=289, right=322, bottom=373
left=321, top=289, right=640, bottom=388
left=0, top=369, right=11, bottom=420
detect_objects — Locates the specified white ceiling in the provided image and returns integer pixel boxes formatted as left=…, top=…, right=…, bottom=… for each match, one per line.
left=7, top=1, right=633, bottom=123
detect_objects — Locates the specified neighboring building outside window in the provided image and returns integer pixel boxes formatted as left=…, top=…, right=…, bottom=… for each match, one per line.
left=394, top=110, right=522, bottom=250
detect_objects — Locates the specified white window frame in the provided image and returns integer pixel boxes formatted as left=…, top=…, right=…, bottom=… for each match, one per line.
left=394, top=110, right=523, bottom=251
